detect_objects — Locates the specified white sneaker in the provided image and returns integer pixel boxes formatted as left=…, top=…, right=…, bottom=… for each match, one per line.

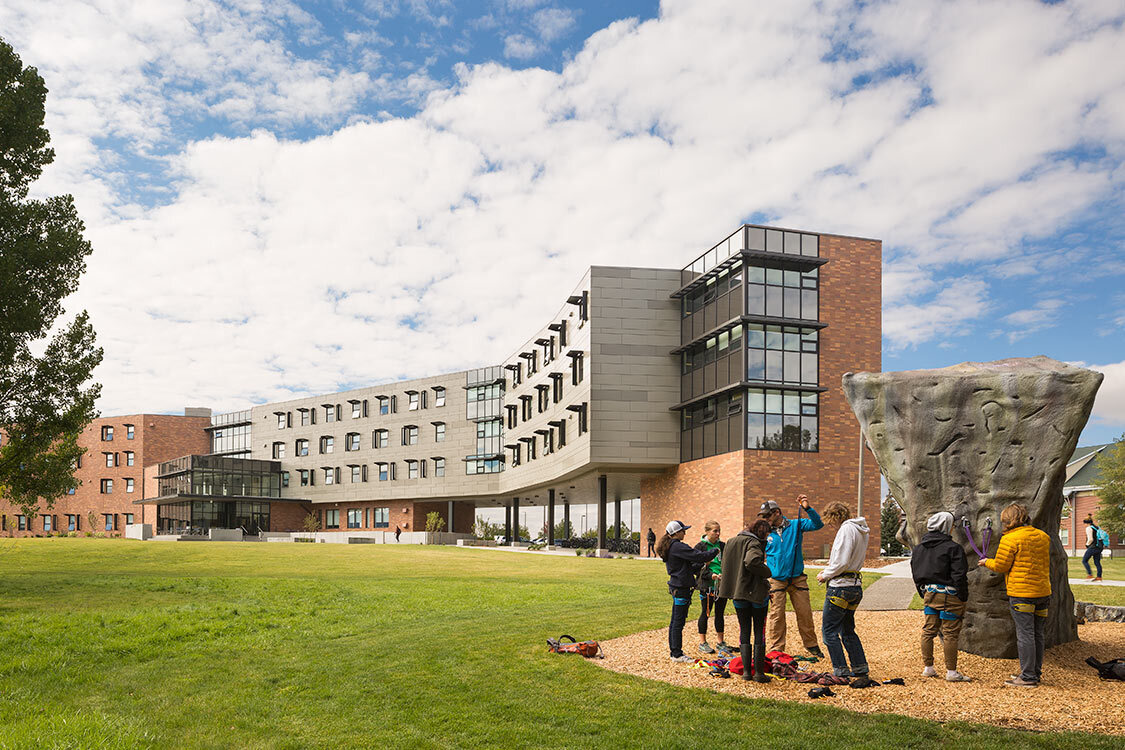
left=670, top=654, right=694, bottom=663
left=946, top=671, right=971, bottom=682
left=921, top=666, right=937, bottom=678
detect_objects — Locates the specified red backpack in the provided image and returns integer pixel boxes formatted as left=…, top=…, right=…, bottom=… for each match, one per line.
left=547, top=634, right=604, bottom=658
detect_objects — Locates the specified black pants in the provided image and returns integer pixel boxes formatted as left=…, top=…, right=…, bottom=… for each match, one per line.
left=668, top=586, right=693, bottom=657
left=648, top=541, right=655, bottom=557
left=734, top=601, right=767, bottom=656
left=697, top=593, right=727, bottom=636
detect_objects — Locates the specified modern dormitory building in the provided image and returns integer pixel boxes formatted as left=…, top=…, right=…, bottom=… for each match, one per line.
left=2, top=224, right=882, bottom=558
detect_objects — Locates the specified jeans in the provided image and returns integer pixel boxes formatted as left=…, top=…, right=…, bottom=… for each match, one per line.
left=697, top=592, right=728, bottom=636
left=1083, top=546, right=1103, bottom=577
left=1010, top=596, right=1049, bottom=682
left=668, top=586, right=693, bottom=657
left=822, top=585, right=868, bottom=676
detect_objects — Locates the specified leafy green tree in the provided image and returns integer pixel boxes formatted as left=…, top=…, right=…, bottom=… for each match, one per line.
left=0, top=38, right=102, bottom=518
left=545, top=519, right=574, bottom=539
left=425, top=512, right=445, bottom=533
left=1096, top=435, right=1125, bottom=538
left=302, top=513, right=322, bottom=533
left=881, top=493, right=905, bottom=556
left=473, top=516, right=504, bottom=540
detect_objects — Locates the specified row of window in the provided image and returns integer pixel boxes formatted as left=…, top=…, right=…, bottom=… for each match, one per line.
left=274, top=388, right=447, bottom=429
left=682, top=227, right=820, bottom=281
left=321, top=506, right=391, bottom=530
left=100, top=424, right=135, bottom=441
left=507, top=350, right=585, bottom=391
left=74, top=451, right=135, bottom=470
left=508, top=403, right=588, bottom=468
left=681, top=389, right=819, bottom=453
left=98, top=478, right=136, bottom=493
left=292, top=457, right=448, bottom=486
left=3, top=513, right=133, bottom=532
left=273, top=423, right=447, bottom=459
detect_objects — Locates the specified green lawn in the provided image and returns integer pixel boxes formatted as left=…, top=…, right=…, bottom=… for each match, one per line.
left=1068, top=555, right=1125, bottom=581
left=0, top=540, right=1119, bottom=749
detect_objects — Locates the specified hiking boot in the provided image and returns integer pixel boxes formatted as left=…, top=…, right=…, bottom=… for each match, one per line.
left=921, top=666, right=937, bottom=678
left=945, top=671, right=971, bottom=682
left=1004, top=677, right=1038, bottom=688
left=806, top=646, right=824, bottom=658
left=716, top=641, right=738, bottom=654
left=670, top=654, right=694, bottom=663
left=698, top=642, right=716, bottom=654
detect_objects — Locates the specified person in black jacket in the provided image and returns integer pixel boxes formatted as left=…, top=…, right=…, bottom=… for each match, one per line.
left=647, top=528, right=657, bottom=558
left=910, top=511, right=971, bottom=682
left=657, top=520, right=719, bottom=662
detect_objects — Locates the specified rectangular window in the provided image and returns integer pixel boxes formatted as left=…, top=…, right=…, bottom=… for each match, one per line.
left=102, top=426, right=113, bottom=441
left=44, top=515, right=53, bottom=532
left=125, top=513, right=134, bottom=525
left=402, top=426, right=418, bottom=446
left=373, top=430, right=388, bottom=449
left=296, top=439, right=309, bottom=456
left=299, top=469, right=310, bottom=486
left=408, top=391, right=419, bottom=410
left=300, top=409, right=312, bottom=426
left=324, top=405, right=336, bottom=423
left=325, top=509, right=340, bottom=529
left=746, top=388, right=818, bottom=452
left=347, top=508, right=362, bottom=529
left=557, top=421, right=567, bottom=448
left=104, top=514, right=114, bottom=531
left=552, top=374, right=563, bottom=403
left=273, top=442, right=285, bottom=459
left=346, top=433, right=360, bottom=451
left=351, top=465, right=362, bottom=483
left=125, top=478, right=135, bottom=493
left=282, top=471, right=290, bottom=488
left=320, top=436, right=334, bottom=454
left=104, top=452, right=114, bottom=467
left=100, top=479, right=113, bottom=494
left=67, top=514, right=77, bottom=532
left=408, top=460, right=419, bottom=479
left=434, top=387, right=446, bottom=407
left=277, top=413, right=287, bottom=429
left=18, top=515, right=27, bottom=530
left=373, top=507, right=389, bottom=528
left=434, top=457, right=445, bottom=477
left=378, top=396, right=389, bottom=415
left=126, top=424, right=135, bottom=440
left=351, top=401, right=362, bottom=419
left=434, top=422, right=445, bottom=442
left=510, top=444, right=521, bottom=467
left=125, top=451, right=134, bottom=466
left=324, top=467, right=335, bottom=485
left=377, top=463, right=389, bottom=481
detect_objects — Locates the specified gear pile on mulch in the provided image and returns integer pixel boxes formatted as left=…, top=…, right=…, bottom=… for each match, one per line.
left=594, top=611, right=1125, bottom=736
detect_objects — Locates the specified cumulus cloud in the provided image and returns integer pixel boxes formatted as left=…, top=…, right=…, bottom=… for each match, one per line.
left=1081, top=360, right=1125, bottom=435
left=503, top=33, right=541, bottom=60
left=0, top=0, right=1123, bottom=415
left=533, top=8, right=577, bottom=42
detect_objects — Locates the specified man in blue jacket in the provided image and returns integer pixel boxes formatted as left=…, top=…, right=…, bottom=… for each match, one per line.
left=761, top=495, right=824, bottom=656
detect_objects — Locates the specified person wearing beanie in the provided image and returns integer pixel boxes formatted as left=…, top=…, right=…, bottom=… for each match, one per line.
left=910, top=510, right=971, bottom=682
left=816, top=502, right=870, bottom=679
left=656, top=520, right=720, bottom=662
left=1082, top=515, right=1104, bottom=581
left=718, top=519, right=774, bottom=683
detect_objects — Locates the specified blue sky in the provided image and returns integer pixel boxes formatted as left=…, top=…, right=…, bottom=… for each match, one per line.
left=2, top=0, right=1123, bottom=450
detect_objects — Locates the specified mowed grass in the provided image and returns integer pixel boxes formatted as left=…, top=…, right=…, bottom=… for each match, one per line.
left=1068, top=555, right=1125, bottom=581
left=0, top=540, right=1118, bottom=749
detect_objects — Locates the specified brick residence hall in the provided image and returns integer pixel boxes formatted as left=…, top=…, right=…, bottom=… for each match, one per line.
left=2, top=224, right=883, bottom=558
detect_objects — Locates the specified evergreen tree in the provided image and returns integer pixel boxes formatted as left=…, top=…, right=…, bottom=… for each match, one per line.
left=0, top=38, right=102, bottom=519
left=881, top=493, right=905, bottom=556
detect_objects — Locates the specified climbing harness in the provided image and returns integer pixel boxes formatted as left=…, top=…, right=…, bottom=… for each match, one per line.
left=961, top=516, right=992, bottom=559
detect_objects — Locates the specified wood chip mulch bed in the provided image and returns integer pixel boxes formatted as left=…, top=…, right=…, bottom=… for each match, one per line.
left=594, top=611, right=1125, bottom=736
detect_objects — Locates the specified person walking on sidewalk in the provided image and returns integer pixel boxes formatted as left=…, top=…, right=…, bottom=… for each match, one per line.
left=694, top=521, right=733, bottom=655
left=719, top=519, right=774, bottom=683
left=911, top=511, right=971, bottom=682
left=761, top=495, right=824, bottom=657
left=1082, top=515, right=1105, bottom=581
left=979, top=503, right=1051, bottom=688
left=816, top=502, right=870, bottom=679
left=647, top=527, right=657, bottom=558
left=657, top=520, right=720, bottom=662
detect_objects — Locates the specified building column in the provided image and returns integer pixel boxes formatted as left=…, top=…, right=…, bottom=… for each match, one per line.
left=447, top=499, right=454, bottom=534
left=547, top=489, right=556, bottom=546
left=512, top=497, right=520, bottom=545
left=563, top=499, right=571, bottom=539
left=597, top=474, right=608, bottom=552
left=614, top=498, right=621, bottom=540
left=505, top=502, right=512, bottom=545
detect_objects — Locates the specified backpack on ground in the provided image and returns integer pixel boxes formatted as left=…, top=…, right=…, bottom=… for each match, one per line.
left=547, top=634, right=604, bottom=658
left=1085, top=656, right=1125, bottom=681
left=1095, top=527, right=1110, bottom=549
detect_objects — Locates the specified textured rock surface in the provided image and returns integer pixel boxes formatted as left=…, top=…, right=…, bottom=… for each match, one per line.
left=1075, top=601, right=1125, bottom=624
left=842, top=356, right=1103, bottom=658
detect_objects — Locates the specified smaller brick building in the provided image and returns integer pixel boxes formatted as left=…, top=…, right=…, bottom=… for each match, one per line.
left=1061, top=443, right=1124, bottom=556
left=0, top=411, right=211, bottom=537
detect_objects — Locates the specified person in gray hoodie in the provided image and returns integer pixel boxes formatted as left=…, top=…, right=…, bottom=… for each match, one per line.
left=718, top=519, right=774, bottom=683
left=910, top=510, right=971, bottom=682
left=815, top=502, right=870, bottom=679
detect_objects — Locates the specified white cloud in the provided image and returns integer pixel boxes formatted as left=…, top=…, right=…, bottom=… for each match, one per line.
left=1, top=0, right=1123, bottom=415
left=533, top=8, right=577, bottom=42
left=503, top=33, right=541, bottom=60
left=1085, top=360, right=1125, bottom=434
left=1001, top=298, right=1067, bottom=343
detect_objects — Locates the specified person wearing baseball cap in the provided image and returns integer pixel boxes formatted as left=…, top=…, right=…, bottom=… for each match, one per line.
left=656, top=520, right=720, bottom=662
left=759, top=494, right=824, bottom=657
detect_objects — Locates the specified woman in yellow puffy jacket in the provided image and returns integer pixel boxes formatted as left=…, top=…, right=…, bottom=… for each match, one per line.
left=978, top=503, right=1051, bottom=688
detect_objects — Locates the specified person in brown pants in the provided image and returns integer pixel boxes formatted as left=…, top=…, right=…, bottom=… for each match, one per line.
left=911, top=511, right=971, bottom=682
left=760, top=496, right=824, bottom=657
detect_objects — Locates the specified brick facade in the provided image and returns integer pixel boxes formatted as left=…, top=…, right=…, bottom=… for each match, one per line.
left=1061, top=490, right=1125, bottom=555
left=640, top=233, right=882, bottom=560
left=1, top=413, right=210, bottom=537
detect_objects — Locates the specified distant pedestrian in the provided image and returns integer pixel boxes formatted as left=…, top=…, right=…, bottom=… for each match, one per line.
left=816, top=502, right=870, bottom=680
left=394, top=525, right=401, bottom=543
left=657, top=520, right=719, bottom=662
left=911, top=511, right=971, bottom=682
left=718, top=519, right=773, bottom=682
left=1082, top=515, right=1105, bottom=581
left=761, top=495, right=824, bottom=657
left=647, top=528, right=656, bottom=557
left=980, top=503, right=1051, bottom=688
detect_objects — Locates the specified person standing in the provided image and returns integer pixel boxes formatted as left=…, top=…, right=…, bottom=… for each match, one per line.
left=1082, top=515, right=1104, bottom=581
left=979, top=503, right=1051, bottom=688
left=694, top=521, right=732, bottom=655
left=656, top=520, right=719, bottom=662
left=761, top=495, right=824, bottom=657
left=647, top=527, right=657, bottom=558
left=394, top=525, right=401, bottom=543
left=816, top=502, right=870, bottom=679
left=910, top=511, right=971, bottom=682
left=718, top=519, right=774, bottom=682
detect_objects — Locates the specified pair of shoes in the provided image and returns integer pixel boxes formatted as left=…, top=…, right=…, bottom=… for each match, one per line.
left=806, top=646, right=825, bottom=658
left=921, top=666, right=937, bottom=678
left=670, top=654, right=694, bottom=663
left=807, top=687, right=836, bottom=699
left=698, top=642, right=716, bottom=654
left=709, top=666, right=731, bottom=678
left=1004, top=677, right=1039, bottom=688
left=1093, top=577, right=1102, bottom=582
left=945, top=671, right=971, bottom=682
left=716, top=641, right=738, bottom=653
